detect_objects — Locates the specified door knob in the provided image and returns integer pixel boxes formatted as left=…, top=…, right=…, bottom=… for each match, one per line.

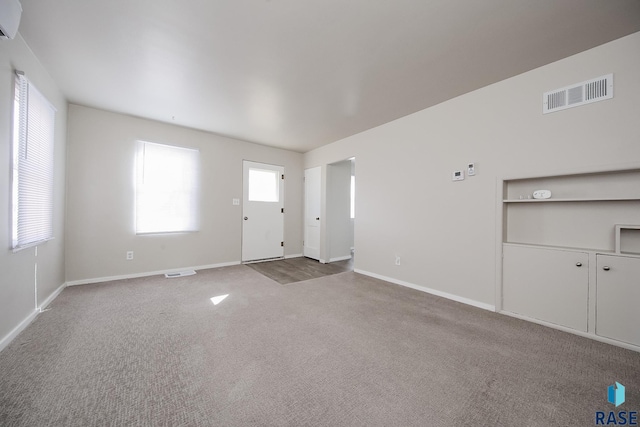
left=576, top=262, right=582, bottom=267
left=244, top=217, right=248, bottom=220
left=603, top=266, right=610, bottom=271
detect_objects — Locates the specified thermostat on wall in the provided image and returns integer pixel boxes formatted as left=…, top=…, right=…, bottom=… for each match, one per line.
left=533, top=190, right=551, bottom=199
left=467, top=163, right=476, bottom=176
left=452, top=170, right=465, bottom=181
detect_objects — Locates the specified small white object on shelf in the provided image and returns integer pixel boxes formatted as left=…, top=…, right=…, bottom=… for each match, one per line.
left=533, top=190, right=551, bottom=199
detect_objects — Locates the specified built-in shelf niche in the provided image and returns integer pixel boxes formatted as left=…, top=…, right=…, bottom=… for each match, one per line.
left=497, top=166, right=640, bottom=351
left=504, top=169, right=640, bottom=202
left=503, top=169, right=640, bottom=253
left=616, top=225, right=640, bottom=255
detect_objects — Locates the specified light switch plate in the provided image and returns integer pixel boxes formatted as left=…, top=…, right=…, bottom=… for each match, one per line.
left=233, top=198, right=240, bottom=205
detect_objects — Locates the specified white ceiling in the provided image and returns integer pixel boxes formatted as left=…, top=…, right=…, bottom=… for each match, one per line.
left=18, top=0, right=640, bottom=153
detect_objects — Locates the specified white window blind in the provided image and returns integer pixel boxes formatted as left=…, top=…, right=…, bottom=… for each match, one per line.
left=12, top=72, right=56, bottom=250
left=136, top=141, right=200, bottom=234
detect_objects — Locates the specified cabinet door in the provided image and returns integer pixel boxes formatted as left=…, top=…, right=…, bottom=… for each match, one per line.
left=596, top=255, right=640, bottom=346
left=503, top=245, right=589, bottom=331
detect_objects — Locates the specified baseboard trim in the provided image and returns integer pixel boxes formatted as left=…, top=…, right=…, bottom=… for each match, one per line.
left=0, top=281, right=68, bottom=354
left=0, top=309, right=38, bottom=353
left=501, top=310, right=640, bottom=353
left=354, top=269, right=495, bottom=312
left=329, top=255, right=352, bottom=262
left=39, top=282, right=66, bottom=311
left=66, top=261, right=242, bottom=286
left=285, top=254, right=303, bottom=259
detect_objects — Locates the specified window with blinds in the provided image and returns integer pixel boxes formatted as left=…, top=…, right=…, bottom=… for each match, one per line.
left=135, top=141, right=200, bottom=234
left=11, top=72, right=56, bottom=251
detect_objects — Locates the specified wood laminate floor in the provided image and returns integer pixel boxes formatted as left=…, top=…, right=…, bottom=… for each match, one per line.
left=246, top=256, right=353, bottom=284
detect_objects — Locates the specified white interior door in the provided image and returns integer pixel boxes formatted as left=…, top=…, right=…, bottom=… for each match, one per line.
left=304, top=167, right=321, bottom=260
left=242, top=161, right=284, bottom=262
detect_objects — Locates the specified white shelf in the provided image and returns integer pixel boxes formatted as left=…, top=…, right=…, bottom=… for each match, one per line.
left=504, top=242, right=610, bottom=254
left=503, top=242, right=640, bottom=259
left=504, top=197, right=640, bottom=203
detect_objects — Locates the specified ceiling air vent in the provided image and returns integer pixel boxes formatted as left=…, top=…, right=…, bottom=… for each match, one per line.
left=543, top=74, right=613, bottom=114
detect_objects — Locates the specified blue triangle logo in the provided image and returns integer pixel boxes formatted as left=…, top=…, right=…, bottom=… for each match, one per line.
left=608, top=382, right=625, bottom=407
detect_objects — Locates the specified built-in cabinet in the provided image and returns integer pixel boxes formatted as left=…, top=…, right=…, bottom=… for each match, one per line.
left=503, top=245, right=588, bottom=331
left=596, top=254, right=640, bottom=347
left=498, top=168, right=640, bottom=350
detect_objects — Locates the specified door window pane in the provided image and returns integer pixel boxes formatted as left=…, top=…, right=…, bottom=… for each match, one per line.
left=248, top=168, right=279, bottom=202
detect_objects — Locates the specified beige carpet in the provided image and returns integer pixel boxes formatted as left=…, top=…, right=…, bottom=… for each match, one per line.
left=0, top=265, right=638, bottom=426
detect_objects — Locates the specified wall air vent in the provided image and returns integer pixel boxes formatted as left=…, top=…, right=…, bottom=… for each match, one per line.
left=543, top=74, right=613, bottom=114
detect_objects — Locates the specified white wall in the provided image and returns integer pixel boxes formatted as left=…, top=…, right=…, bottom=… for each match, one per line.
left=304, top=31, right=640, bottom=307
left=66, top=105, right=303, bottom=283
left=327, top=160, right=354, bottom=261
left=0, top=35, right=67, bottom=348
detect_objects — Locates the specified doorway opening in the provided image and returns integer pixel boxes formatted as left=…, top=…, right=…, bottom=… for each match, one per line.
left=326, top=158, right=355, bottom=266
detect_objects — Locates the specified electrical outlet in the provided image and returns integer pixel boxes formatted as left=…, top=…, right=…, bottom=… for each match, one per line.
left=126, top=251, right=134, bottom=260
left=395, top=256, right=401, bottom=266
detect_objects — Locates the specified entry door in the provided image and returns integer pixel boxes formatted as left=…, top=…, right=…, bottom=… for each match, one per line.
left=242, top=161, right=285, bottom=262
left=304, top=167, right=321, bottom=260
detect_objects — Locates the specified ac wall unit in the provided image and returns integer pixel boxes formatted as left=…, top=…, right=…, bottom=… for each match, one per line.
left=0, top=0, right=23, bottom=40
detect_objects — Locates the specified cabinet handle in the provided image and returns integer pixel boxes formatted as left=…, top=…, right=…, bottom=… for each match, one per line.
left=603, top=266, right=610, bottom=271
left=576, top=262, right=582, bottom=267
